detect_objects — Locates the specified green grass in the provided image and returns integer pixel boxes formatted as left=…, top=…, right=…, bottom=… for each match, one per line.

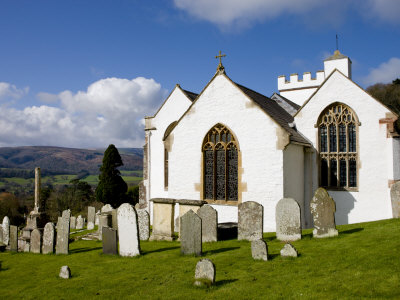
left=1, top=219, right=400, bottom=299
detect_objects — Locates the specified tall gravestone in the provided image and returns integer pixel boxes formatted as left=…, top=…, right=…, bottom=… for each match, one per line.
left=56, top=209, right=71, bottom=254
left=76, top=215, right=84, bottom=229
left=9, top=225, right=18, bottom=252
left=87, top=206, right=96, bottom=230
left=2, top=216, right=10, bottom=245
left=310, top=188, right=338, bottom=238
left=238, top=201, right=263, bottom=241
left=70, top=216, right=76, bottom=230
left=137, top=210, right=150, bottom=241
left=197, top=205, right=218, bottom=242
left=117, top=203, right=140, bottom=257
left=42, top=222, right=55, bottom=254
left=180, top=210, right=202, bottom=256
left=98, top=215, right=111, bottom=241
left=390, top=181, right=400, bottom=218
left=30, top=229, right=42, bottom=254
left=102, top=227, right=118, bottom=255
left=275, top=198, right=301, bottom=241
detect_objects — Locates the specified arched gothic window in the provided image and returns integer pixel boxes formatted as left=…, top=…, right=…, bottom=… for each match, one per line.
left=203, top=124, right=238, bottom=201
left=318, top=103, right=359, bottom=189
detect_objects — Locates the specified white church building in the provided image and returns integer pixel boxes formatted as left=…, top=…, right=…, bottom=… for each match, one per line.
left=141, top=50, right=400, bottom=232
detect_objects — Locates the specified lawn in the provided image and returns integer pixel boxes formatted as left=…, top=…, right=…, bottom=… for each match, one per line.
left=0, top=219, right=399, bottom=299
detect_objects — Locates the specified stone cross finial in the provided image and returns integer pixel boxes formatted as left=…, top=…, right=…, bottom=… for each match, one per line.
left=34, top=167, right=41, bottom=212
left=215, top=50, right=226, bottom=73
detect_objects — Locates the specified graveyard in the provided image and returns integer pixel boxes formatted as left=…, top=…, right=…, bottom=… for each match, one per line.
left=0, top=218, right=399, bottom=298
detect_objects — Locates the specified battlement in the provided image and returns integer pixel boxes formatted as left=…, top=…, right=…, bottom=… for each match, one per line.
left=278, top=71, right=325, bottom=92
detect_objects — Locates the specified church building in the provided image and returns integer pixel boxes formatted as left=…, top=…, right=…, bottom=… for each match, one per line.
left=141, top=50, right=400, bottom=232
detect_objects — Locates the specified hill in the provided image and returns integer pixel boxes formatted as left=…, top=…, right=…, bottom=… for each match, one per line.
left=0, top=146, right=143, bottom=175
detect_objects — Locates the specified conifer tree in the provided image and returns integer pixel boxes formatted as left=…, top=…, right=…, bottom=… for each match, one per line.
left=95, top=144, right=128, bottom=207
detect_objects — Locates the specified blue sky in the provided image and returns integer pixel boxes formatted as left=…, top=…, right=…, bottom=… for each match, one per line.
left=0, top=0, right=399, bottom=148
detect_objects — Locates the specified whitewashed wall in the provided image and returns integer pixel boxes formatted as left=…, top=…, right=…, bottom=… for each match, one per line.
left=167, top=74, right=286, bottom=231
left=295, top=71, right=394, bottom=225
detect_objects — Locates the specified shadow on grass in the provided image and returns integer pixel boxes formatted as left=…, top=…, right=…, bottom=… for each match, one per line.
left=215, top=279, right=238, bottom=287
left=340, top=228, right=364, bottom=234
left=204, top=247, right=240, bottom=255
left=69, top=247, right=102, bottom=254
left=268, top=253, right=280, bottom=260
left=143, top=246, right=180, bottom=255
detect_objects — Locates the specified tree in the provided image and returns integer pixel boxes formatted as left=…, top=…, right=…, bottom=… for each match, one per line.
left=95, top=144, right=128, bottom=207
left=127, top=185, right=139, bottom=205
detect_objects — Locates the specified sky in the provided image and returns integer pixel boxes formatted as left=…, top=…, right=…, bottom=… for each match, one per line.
left=0, top=0, right=399, bottom=149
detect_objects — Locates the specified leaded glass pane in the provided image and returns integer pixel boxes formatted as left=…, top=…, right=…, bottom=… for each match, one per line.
left=216, top=149, right=226, bottom=200
left=339, top=160, right=347, bottom=187
left=348, top=123, right=356, bottom=152
left=329, top=124, right=337, bottom=152
left=321, top=159, right=328, bottom=186
left=227, top=147, right=238, bottom=200
left=349, top=160, right=357, bottom=187
left=330, top=159, right=337, bottom=187
left=320, top=125, right=327, bottom=152
left=339, top=124, right=346, bottom=152
left=204, top=150, right=214, bottom=199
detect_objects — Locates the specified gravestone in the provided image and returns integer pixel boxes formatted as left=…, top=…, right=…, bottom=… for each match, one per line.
left=59, top=266, right=71, bottom=279
left=42, top=222, right=55, bottom=254
left=2, top=216, right=10, bottom=245
left=137, top=209, right=150, bottom=241
left=24, top=243, right=30, bottom=252
left=111, top=209, right=118, bottom=230
left=251, top=239, right=268, bottom=261
left=280, top=243, right=298, bottom=257
left=95, top=211, right=100, bottom=225
left=102, top=227, right=118, bottom=255
left=180, top=210, right=202, bottom=256
left=197, top=205, right=218, bottom=242
left=390, top=181, right=400, bottom=218
left=0, top=225, right=3, bottom=244
left=194, top=259, right=216, bottom=286
left=70, top=216, right=76, bottom=230
left=87, top=206, right=96, bottom=230
left=30, top=229, right=42, bottom=254
left=9, top=225, right=18, bottom=252
left=56, top=217, right=62, bottom=229
left=276, top=198, right=302, bottom=241
left=238, top=201, right=263, bottom=241
left=98, top=214, right=111, bottom=241
left=310, top=188, right=338, bottom=238
left=56, top=209, right=71, bottom=254
left=117, top=203, right=140, bottom=257
left=101, top=204, right=113, bottom=214
left=150, top=198, right=175, bottom=241
left=76, top=215, right=84, bottom=229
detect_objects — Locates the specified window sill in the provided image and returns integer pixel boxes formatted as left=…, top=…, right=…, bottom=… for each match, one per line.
left=322, top=186, right=359, bottom=192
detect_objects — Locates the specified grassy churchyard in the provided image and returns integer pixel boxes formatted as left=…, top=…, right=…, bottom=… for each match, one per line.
left=0, top=218, right=399, bottom=299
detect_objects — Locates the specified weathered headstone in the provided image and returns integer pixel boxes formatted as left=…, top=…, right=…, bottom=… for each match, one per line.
left=194, top=259, right=216, bottom=286
left=111, top=209, right=118, bottom=230
left=2, top=216, right=10, bottom=245
left=9, top=225, right=18, bottom=252
left=23, top=243, right=30, bottom=252
left=180, top=210, right=202, bottom=256
left=117, top=203, right=140, bottom=257
left=101, top=204, right=113, bottom=214
left=70, top=216, right=76, bottom=230
left=30, top=229, right=42, bottom=254
left=59, top=266, right=71, bottom=279
left=56, top=217, right=62, bottom=229
left=137, top=209, right=150, bottom=241
left=98, top=214, right=111, bottom=241
left=310, top=188, right=338, bottom=238
left=76, top=215, right=84, bottom=230
left=56, top=209, right=71, bottom=254
left=238, top=201, right=263, bottom=241
left=42, top=222, right=55, bottom=254
left=251, top=239, right=268, bottom=261
left=280, top=243, right=298, bottom=257
left=87, top=206, right=96, bottom=230
left=390, top=181, right=400, bottom=218
left=276, top=198, right=302, bottom=241
left=102, top=227, right=118, bottom=255
left=95, top=211, right=100, bottom=225
left=197, top=205, right=218, bottom=242
left=176, top=199, right=206, bottom=238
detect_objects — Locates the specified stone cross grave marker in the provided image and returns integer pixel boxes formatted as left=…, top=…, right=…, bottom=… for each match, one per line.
left=30, top=229, right=42, bottom=254
left=87, top=206, right=96, bottom=230
left=117, top=203, right=140, bottom=257
left=56, top=209, right=71, bottom=254
left=42, top=222, right=55, bottom=254
left=194, top=259, right=216, bottom=286
left=137, top=209, right=150, bottom=241
left=251, top=239, right=268, bottom=261
left=197, top=205, right=218, bottom=242
left=76, top=215, right=84, bottom=229
left=276, top=198, right=301, bottom=241
left=238, top=201, right=263, bottom=241
left=9, top=225, right=18, bottom=252
left=390, top=181, right=400, bottom=218
left=2, top=216, right=10, bottom=245
left=180, top=210, right=202, bottom=256
left=102, top=227, right=118, bottom=255
left=310, top=188, right=338, bottom=238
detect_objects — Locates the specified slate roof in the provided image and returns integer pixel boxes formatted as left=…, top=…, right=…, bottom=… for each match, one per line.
left=235, top=83, right=310, bottom=146
left=182, top=89, right=198, bottom=102
left=271, top=93, right=301, bottom=110
left=324, top=50, right=349, bottom=61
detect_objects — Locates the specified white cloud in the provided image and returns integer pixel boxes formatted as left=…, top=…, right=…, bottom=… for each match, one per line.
left=0, top=77, right=167, bottom=148
left=36, top=92, right=59, bottom=103
left=0, top=82, right=29, bottom=101
left=364, top=0, right=400, bottom=24
left=362, top=57, right=400, bottom=86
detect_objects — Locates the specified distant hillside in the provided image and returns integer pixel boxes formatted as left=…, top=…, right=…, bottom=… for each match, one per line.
left=0, top=146, right=143, bottom=175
